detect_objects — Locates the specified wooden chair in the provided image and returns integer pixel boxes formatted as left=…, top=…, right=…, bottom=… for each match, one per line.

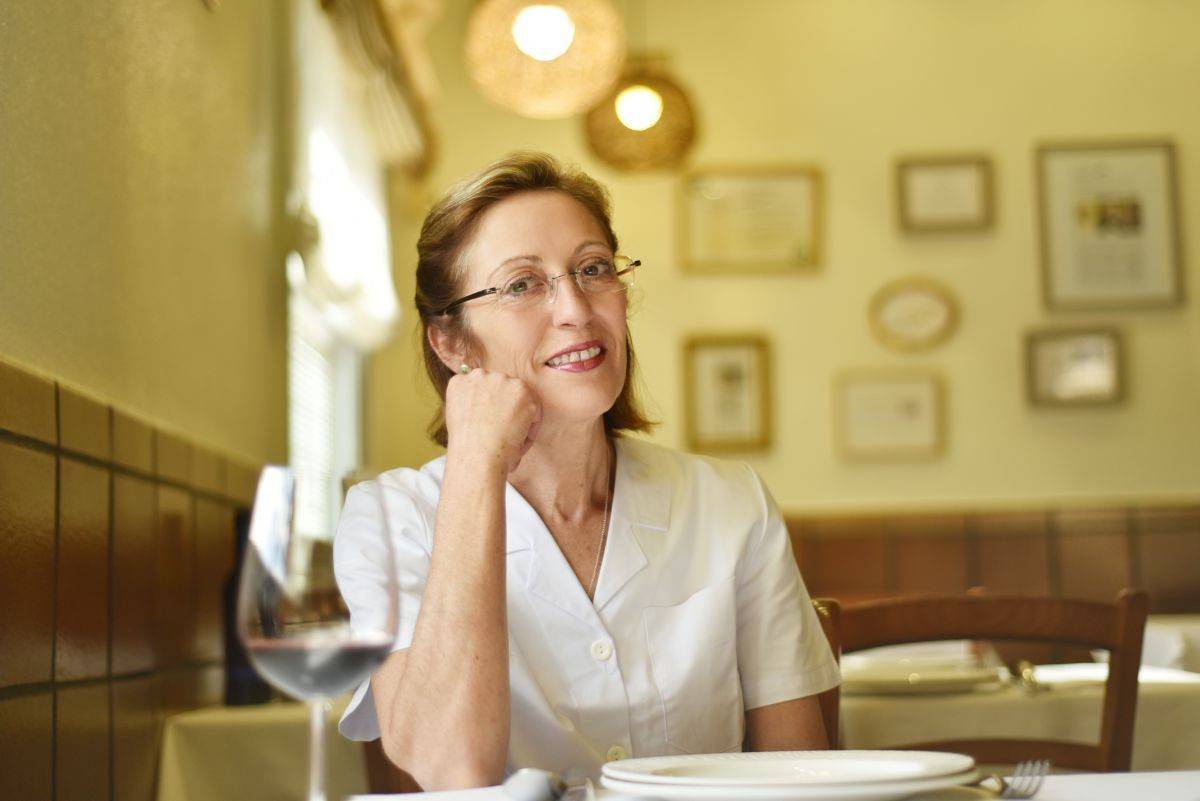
left=812, top=598, right=842, bottom=748
left=839, top=589, right=1149, bottom=772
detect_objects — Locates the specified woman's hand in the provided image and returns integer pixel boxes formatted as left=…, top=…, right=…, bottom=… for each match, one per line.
left=444, top=368, right=542, bottom=475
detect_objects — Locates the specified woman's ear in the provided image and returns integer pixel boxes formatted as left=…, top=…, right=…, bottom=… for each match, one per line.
left=427, top=324, right=468, bottom=373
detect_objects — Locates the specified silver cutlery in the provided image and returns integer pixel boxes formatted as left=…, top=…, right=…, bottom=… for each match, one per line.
left=974, top=759, right=1050, bottom=799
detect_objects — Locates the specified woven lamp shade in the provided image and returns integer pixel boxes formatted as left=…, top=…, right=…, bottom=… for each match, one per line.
left=584, top=60, right=696, bottom=170
left=464, top=0, right=626, bottom=119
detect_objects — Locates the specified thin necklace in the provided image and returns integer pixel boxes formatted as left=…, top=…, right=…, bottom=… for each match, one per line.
left=586, top=442, right=614, bottom=601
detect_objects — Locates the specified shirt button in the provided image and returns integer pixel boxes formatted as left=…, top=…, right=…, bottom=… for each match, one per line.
left=606, top=745, right=627, bottom=762
left=590, top=640, right=613, bottom=661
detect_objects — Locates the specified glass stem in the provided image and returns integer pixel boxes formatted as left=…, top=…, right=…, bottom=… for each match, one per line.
left=308, top=699, right=327, bottom=801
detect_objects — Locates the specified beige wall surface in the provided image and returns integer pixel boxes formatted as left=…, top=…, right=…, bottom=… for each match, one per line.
left=0, top=0, right=288, bottom=464
left=373, top=0, right=1200, bottom=511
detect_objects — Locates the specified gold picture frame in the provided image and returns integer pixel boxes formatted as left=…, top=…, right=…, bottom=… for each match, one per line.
left=896, top=154, right=994, bottom=233
left=1025, top=327, right=1125, bottom=407
left=679, top=165, right=823, bottom=273
left=1036, top=139, right=1184, bottom=310
left=834, top=369, right=944, bottom=461
left=868, top=276, right=959, bottom=353
left=683, top=334, right=772, bottom=452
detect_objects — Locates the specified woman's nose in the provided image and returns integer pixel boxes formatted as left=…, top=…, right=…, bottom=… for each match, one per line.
left=549, top=273, right=594, bottom=322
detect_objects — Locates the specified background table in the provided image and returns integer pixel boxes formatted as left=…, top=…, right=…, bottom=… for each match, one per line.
left=1144, top=614, right=1200, bottom=673
left=156, top=667, right=1200, bottom=801
left=841, top=664, right=1200, bottom=772
left=157, top=699, right=367, bottom=801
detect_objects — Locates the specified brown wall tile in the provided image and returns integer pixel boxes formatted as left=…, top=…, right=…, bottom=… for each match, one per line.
left=155, top=486, right=196, bottom=666
left=112, top=475, right=156, bottom=675
left=56, top=683, right=111, bottom=801
left=155, top=430, right=193, bottom=486
left=0, top=442, right=56, bottom=688
left=1137, top=506, right=1200, bottom=612
left=225, top=460, right=259, bottom=505
left=58, top=384, right=111, bottom=461
left=0, top=358, right=57, bottom=445
left=801, top=533, right=888, bottom=599
left=971, top=512, right=1052, bottom=595
left=1055, top=508, right=1133, bottom=602
left=194, top=499, right=234, bottom=663
left=57, top=459, right=111, bottom=680
left=192, top=447, right=226, bottom=496
left=0, top=693, right=53, bottom=801
left=112, top=677, right=157, bottom=801
left=112, top=410, right=154, bottom=474
left=889, top=516, right=968, bottom=594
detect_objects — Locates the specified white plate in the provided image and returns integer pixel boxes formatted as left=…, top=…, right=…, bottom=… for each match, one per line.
left=601, top=769, right=978, bottom=801
left=601, top=750, right=975, bottom=787
left=841, top=664, right=1005, bottom=695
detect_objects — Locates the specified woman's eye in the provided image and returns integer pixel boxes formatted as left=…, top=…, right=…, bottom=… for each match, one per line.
left=508, top=279, right=530, bottom=294
left=582, top=260, right=612, bottom=277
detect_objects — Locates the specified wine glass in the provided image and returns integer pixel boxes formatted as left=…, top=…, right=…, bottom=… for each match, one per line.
left=238, top=466, right=397, bottom=801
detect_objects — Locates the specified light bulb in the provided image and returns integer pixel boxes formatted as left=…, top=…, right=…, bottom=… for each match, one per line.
left=511, top=5, right=576, bottom=62
left=615, top=84, right=663, bottom=131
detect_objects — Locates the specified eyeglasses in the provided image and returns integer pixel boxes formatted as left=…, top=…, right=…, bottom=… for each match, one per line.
left=437, top=255, right=640, bottom=316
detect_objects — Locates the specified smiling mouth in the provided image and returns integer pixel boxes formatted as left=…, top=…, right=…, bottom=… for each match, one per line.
left=545, top=344, right=604, bottom=368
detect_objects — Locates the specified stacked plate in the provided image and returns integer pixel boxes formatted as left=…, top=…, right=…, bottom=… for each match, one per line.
left=600, top=750, right=978, bottom=801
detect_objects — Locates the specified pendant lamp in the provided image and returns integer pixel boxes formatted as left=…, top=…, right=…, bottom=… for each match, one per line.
left=584, top=53, right=696, bottom=170
left=464, top=0, right=626, bottom=119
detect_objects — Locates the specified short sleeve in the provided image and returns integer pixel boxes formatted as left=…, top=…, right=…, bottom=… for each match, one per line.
left=735, top=466, right=841, bottom=710
left=333, top=474, right=434, bottom=741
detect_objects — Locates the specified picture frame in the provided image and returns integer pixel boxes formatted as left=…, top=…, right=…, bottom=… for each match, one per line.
left=1036, top=139, right=1184, bottom=309
left=834, top=370, right=944, bottom=461
left=868, top=276, right=959, bottom=353
left=679, top=166, right=823, bottom=273
left=1025, top=327, right=1124, bottom=407
left=896, top=154, right=994, bottom=233
left=683, top=335, right=772, bottom=452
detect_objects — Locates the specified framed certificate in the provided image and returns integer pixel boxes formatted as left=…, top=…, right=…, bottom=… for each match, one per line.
left=683, top=335, right=771, bottom=452
left=896, top=155, right=994, bottom=233
left=835, top=370, right=944, bottom=461
left=1025, top=327, right=1124, bottom=407
left=1036, top=140, right=1184, bottom=309
left=679, top=166, right=823, bottom=273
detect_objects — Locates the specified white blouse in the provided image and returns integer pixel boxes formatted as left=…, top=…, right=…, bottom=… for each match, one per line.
left=333, top=437, right=840, bottom=779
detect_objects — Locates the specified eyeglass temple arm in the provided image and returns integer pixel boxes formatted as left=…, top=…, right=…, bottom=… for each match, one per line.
left=439, top=287, right=498, bottom=315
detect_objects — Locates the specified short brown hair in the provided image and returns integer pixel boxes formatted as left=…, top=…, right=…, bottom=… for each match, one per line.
left=414, top=151, right=655, bottom=446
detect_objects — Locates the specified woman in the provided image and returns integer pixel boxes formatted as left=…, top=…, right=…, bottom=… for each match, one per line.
left=334, top=152, right=839, bottom=791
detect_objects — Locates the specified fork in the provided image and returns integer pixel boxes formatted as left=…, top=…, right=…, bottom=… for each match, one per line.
left=975, top=759, right=1050, bottom=799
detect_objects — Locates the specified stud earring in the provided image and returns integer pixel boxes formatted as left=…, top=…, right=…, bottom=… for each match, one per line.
left=458, top=363, right=471, bottom=374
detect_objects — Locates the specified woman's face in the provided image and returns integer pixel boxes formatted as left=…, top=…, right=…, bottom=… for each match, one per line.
left=456, top=190, right=628, bottom=430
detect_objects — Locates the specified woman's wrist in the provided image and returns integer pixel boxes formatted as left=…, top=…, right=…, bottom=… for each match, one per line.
left=444, top=443, right=509, bottom=484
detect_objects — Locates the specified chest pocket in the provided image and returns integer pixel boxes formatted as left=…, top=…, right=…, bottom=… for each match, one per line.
left=642, top=576, right=743, bottom=754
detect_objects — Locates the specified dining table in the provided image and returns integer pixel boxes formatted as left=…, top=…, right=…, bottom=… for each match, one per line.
left=155, top=663, right=1200, bottom=801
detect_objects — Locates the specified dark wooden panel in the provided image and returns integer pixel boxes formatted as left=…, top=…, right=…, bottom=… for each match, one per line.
left=192, top=447, right=226, bottom=496
left=1055, top=509, right=1133, bottom=602
left=112, top=475, right=156, bottom=675
left=798, top=517, right=888, bottom=600
left=155, top=486, right=196, bottom=666
left=155, top=430, right=193, bottom=487
left=0, top=442, right=56, bottom=688
left=194, top=498, right=234, bottom=662
left=57, top=459, right=111, bottom=680
left=1137, top=506, right=1200, bottom=612
left=225, top=460, right=259, bottom=505
left=0, top=692, right=53, bottom=801
left=112, top=410, right=154, bottom=474
left=56, top=683, right=111, bottom=801
left=972, top=512, right=1052, bottom=595
left=0, top=358, right=57, bottom=445
left=888, top=515, right=968, bottom=594
left=112, top=677, right=157, bottom=801
left=58, top=384, right=111, bottom=461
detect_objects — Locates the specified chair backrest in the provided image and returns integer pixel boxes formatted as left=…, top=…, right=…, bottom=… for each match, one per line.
left=812, top=598, right=842, bottom=748
left=839, top=588, right=1149, bottom=771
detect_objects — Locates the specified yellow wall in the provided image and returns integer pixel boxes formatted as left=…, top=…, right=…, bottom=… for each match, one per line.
left=370, top=0, right=1200, bottom=511
left=0, top=0, right=288, bottom=465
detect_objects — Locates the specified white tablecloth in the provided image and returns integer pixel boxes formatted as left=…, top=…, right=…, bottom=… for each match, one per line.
left=351, top=771, right=1200, bottom=801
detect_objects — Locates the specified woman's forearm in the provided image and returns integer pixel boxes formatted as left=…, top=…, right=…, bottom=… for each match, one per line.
left=382, top=452, right=512, bottom=789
